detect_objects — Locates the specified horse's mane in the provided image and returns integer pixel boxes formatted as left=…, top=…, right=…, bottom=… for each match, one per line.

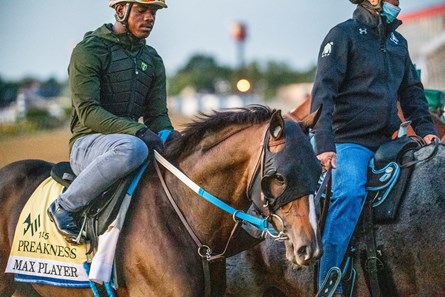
left=167, top=105, right=275, bottom=161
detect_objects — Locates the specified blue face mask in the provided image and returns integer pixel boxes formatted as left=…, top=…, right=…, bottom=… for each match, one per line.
left=381, top=2, right=401, bottom=23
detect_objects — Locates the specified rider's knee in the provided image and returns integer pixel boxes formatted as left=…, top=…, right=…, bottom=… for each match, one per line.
left=114, top=137, right=148, bottom=170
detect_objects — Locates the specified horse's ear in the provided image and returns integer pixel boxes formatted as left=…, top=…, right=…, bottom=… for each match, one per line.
left=269, top=110, right=285, bottom=140
left=299, top=105, right=322, bottom=133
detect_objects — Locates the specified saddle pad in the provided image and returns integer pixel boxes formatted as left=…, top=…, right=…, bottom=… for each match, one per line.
left=5, top=177, right=90, bottom=288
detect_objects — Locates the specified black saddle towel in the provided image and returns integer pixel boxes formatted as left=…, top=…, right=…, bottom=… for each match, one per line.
left=51, top=162, right=134, bottom=253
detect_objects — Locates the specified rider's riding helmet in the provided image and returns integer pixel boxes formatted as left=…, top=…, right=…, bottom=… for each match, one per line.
left=109, top=0, right=167, bottom=30
left=109, top=0, right=167, bottom=9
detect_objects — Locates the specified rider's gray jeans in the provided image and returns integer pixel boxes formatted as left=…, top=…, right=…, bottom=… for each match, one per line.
left=57, top=133, right=148, bottom=211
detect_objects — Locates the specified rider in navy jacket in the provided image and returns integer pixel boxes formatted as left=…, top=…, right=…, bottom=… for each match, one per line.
left=311, top=4, right=436, bottom=155
left=310, top=1, right=439, bottom=295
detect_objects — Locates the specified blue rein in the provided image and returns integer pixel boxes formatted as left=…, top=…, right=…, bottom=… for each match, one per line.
left=157, top=129, right=276, bottom=234
left=197, top=187, right=274, bottom=234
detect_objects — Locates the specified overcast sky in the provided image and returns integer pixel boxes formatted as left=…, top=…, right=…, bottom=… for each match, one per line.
left=1, top=0, right=443, bottom=81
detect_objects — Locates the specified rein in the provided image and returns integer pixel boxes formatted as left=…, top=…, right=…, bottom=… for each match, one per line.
left=153, top=151, right=276, bottom=235
left=316, top=167, right=332, bottom=232
left=314, top=167, right=333, bottom=296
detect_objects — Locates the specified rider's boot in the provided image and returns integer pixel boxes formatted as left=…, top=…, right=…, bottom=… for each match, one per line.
left=47, top=199, right=82, bottom=243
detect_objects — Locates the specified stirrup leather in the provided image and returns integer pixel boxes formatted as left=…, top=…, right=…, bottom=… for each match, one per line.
left=316, top=267, right=342, bottom=297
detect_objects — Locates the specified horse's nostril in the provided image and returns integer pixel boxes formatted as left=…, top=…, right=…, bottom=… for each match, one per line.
left=297, top=245, right=308, bottom=257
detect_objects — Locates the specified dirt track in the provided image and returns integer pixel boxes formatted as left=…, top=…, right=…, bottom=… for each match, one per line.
left=0, top=129, right=71, bottom=168
left=0, top=116, right=190, bottom=169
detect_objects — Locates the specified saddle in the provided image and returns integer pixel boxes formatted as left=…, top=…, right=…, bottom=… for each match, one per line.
left=366, top=135, right=419, bottom=223
left=51, top=162, right=135, bottom=254
left=317, top=122, right=442, bottom=297
left=322, top=135, right=422, bottom=297
left=346, top=136, right=443, bottom=297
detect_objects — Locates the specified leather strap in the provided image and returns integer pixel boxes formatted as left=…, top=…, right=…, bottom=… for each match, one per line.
left=400, top=139, right=439, bottom=168
left=314, top=167, right=333, bottom=294
left=318, top=167, right=333, bottom=231
left=154, top=159, right=215, bottom=297
left=155, top=159, right=203, bottom=248
left=154, top=158, right=242, bottom=297
left=363, top=199, right=382, bottom=297
left=315, top=266, right=342, bottom=297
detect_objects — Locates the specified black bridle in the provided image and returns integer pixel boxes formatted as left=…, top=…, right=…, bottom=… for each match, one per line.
left=247, top=120, right=321, bottom=216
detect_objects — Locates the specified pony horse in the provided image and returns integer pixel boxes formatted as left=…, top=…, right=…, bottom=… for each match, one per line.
left=0, top=105, right=323, bottom=297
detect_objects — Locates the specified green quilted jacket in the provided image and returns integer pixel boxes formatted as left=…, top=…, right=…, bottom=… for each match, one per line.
left=68, top=24, right=173, bottom=149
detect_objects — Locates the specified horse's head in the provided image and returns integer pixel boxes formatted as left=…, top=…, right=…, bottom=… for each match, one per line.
left=166, top=105, right=322, bottom=266
left=249, top=108, right=323, bottom=266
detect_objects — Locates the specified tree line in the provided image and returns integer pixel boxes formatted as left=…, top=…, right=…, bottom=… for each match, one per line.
left=168, top=54, right=316, bottom=100
left=0, top=54, right=316, bottom=108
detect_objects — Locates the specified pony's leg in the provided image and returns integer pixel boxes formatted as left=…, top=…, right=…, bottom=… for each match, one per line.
left=263, top=287, right=287, bottom=297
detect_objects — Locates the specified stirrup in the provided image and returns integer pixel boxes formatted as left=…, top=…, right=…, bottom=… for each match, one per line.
left=316, top=267, right=342, bottom=297
left=69, top=215, right=88, bottom=245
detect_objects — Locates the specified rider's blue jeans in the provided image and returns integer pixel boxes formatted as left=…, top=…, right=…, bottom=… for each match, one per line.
left=57, top=133, right=148, bottom=211
left=318, top=143, right=374, bottom=293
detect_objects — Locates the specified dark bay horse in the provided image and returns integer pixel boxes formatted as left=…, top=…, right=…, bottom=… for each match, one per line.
left=226, top=142, right=445, bottom=296
left=0, top=105, right=323, bottom=297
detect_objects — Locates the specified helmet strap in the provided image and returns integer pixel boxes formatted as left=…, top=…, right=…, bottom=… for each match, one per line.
left=114, top=2, right=132, bottom=27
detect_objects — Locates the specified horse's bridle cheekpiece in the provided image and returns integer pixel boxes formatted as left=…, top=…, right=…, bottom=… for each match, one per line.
left=248, top=120, right=321, bottom=212
left=246, top=118, right=321, bottom=239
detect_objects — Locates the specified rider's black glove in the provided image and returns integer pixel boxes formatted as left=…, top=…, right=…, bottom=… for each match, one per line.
left=136, top=128, right=164, bottom=154
left=166, top=130, right=181, bottom=143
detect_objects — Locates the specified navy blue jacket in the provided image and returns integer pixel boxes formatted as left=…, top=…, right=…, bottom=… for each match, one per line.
left=311, top=6, right=437, bottom=154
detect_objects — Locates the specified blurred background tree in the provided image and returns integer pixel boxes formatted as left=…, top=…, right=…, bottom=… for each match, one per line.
left=167, top=53, right=315, bottom=100
left=0, top=77, right=20, bottom=108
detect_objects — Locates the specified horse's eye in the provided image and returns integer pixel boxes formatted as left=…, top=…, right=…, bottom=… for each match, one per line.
left=261, top=173, right=287, bottom=199
left=275, top=173, right=285, bottom=184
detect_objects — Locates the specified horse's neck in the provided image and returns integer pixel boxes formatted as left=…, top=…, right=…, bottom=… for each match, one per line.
left=431, top=113, right=445, bottom=138
left=168, top=124, right=265, bottom=243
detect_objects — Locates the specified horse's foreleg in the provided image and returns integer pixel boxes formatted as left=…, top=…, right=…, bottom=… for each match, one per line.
left=14, top=283, right=42, bottom=297
left=0, top=273, right=15, bottom=297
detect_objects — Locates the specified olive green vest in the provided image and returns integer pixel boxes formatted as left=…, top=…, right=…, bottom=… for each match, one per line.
left=100, top=43, right=154, bottom=119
